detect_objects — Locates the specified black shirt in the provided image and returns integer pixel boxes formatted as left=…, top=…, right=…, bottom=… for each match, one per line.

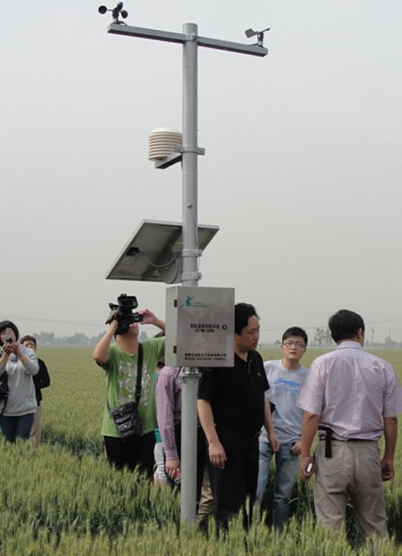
left=33, top=358, right=50, bottom=405
left=198, top=351, right=269, bottom=436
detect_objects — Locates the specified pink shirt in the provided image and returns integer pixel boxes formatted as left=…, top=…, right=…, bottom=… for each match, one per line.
left=297, top=341, right=402, bottom=440
left=155, top=366, right=182, bottom=460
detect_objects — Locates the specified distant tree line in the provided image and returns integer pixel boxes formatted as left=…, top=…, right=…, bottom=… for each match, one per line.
left=32, top=330, right=150, bottom=346
left=31, top=328, right=401, bottom=348
left=312, top=328, right=401, bottom=348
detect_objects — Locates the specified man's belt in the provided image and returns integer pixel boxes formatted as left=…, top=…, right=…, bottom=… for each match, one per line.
left=318, top=426, right=376, bottom=458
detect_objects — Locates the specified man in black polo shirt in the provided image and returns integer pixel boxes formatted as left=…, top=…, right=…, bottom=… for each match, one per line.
left=197, top=303, right=279, bottom=532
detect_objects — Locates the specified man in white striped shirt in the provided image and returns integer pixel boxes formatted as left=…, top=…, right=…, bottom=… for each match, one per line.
left=297, top=309, right=402, bottom=538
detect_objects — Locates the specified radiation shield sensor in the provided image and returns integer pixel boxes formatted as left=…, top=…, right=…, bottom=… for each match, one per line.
left=105, top=220, right=219, bottom=283
left=165, top=286, right=235, bottom=367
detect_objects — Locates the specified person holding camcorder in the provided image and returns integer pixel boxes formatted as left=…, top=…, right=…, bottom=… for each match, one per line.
left=0, top=320, right=39, bottom=442
left=93, top=295, right=165, bottom=476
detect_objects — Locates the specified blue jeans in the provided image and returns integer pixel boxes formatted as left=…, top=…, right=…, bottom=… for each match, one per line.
left=256, top=441, right=299, bottom=531
left=1, top=413, right=35, bottom=442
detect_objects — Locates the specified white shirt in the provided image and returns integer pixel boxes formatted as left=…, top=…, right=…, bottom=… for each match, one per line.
left=297, top=341, right=402, bottom=440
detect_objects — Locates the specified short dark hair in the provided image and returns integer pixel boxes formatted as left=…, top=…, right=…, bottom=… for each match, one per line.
left=0, top=320, right=19, bottom=346
left=282, top=327, right=308, bottom=347
left=21, top=335, right=37, bottom=348
left=235, top=303, right=259, bottom=335
left=328, top=309, right=365, bottom=343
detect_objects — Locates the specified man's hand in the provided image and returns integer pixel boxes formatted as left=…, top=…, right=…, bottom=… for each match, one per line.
left=300, top=412, right=320, bottom=480
left=381, top=458, right=394, bottom=481
left=291, top=440, right=302, bottom=456
left=268, top=430, right=280, bottom=452
left=139, top=309, right=165, bottom=331
left=139, top=309, right=156, bottom=325
left=165, top=458, right=180, bottom=479
left=300, top=454, right=314, bottom=479
left=382, top=417, right=397, bottom=481
left=209, top=440, right=227, bottom=469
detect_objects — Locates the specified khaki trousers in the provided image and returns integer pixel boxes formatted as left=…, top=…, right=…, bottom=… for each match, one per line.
left=30, top=405, right=42, bottom=448
left=314, top=440, right=387, bottom=538
left=196, top=463, right=214, bottom=532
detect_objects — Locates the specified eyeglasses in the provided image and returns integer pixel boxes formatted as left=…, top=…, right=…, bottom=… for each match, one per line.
left=282, top=341, right=306, bottom=349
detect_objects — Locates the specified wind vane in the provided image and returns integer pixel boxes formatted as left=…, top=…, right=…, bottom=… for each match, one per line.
left=245, top=27, right=270, bottom=47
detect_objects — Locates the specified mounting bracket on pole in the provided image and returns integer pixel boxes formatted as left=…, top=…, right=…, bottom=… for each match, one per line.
left=178, top=367, right=201, bottom=381
left=176, top=145, right=205, bottom=155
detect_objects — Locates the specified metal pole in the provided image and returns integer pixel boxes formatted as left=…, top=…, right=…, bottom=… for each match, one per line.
left=181, top=22, right=199, bottom=287
left=180, top=22, right=199, bottom=525
left=104, top=16, right=268, bottom=526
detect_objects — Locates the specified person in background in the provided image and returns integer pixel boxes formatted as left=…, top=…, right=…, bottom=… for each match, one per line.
left=21, top=335, right=51, bottom=447
left=298, top=309, right=402, bottom=539
left=153, top=360, right=168, bottom=487
left=156, top=365, right=206, bottom=498
left=0, top=321, right=39, bottom=442
left=197, top=303, right=279, bottom=532
left=256, top=326, right=309, bottom=531
left=93, top=307, right=165, bottom=477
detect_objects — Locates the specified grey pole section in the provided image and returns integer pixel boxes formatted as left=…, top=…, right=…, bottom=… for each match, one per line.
left=181, top=23, right=199, bottom=288
left=180, top=23, right=200, bottom=525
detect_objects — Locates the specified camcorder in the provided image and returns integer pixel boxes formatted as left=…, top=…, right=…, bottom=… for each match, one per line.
left=105, top=294, right=143, bottom=335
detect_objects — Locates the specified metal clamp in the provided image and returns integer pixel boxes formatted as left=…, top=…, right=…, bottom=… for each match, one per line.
left=178, top=367, right=201, bottom=382
left=176, top=145, right=205, bottom=155
left=181, top=270, right=202, bottom=282
left=181, top=248, right=203, bottom=258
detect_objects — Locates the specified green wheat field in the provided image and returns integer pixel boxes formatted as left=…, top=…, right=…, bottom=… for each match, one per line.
left=1, top=346, right=402, bottom=555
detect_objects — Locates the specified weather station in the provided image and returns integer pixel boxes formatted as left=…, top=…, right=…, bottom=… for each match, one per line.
left=98, top=2, right=269, bottom=524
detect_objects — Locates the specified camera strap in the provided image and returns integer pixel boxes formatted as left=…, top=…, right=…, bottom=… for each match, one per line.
left=135, top=343, right=143, bottom=406
left=107, top=343, right=143, bottom=410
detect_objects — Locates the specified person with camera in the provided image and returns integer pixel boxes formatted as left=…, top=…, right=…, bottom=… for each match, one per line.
left=93, top=302, right=165, bottom=476
left=0, top=320, right=39, bottom=442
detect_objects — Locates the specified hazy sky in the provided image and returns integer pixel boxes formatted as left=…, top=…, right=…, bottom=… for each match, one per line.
left=1, top=1, right=402, bottom=343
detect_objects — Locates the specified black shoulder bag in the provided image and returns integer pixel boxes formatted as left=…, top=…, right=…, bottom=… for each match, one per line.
left=108, top=344, right=143, bottom=441
left=0, top=371, right=9, bottom=420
